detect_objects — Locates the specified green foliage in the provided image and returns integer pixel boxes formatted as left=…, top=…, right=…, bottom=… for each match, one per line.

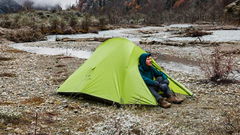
left=0, top=10, right=107, bottom=42
left=69, top=15, right=79, bottom=29
left=81, top=13, right=91, bottom=32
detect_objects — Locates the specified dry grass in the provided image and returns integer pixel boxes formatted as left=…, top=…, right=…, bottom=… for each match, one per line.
left=4, top=49, right=27, bottom=53
left=71, top=115, right=104, bottom=132
left=0, top=56, right=14, bottom=61
left=203, top=108, right=240, bottom=135
left=0, top=101, right=15, bottom=106
left=20, top=97, right=45, bottom=105
left=56, top=56, right=74, bottom=59
left=0, top=112, right=30, bottom=126
left=55, top=64, right=66, bottom=68
left=0, top=73, right=17, bottom=77
left=52, top=78, right=67, bottom=85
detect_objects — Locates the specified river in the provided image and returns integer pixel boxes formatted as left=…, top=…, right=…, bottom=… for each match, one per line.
left=9, top=24, right=240, bottom=76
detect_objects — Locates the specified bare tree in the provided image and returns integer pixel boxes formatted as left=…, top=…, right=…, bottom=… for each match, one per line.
left=23, top=0, right=34, bottom=11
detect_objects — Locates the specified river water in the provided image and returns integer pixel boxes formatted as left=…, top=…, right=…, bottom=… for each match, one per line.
left=9, top=24, right=240, bottom=76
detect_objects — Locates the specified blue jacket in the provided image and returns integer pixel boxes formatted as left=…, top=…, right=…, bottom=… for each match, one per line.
left=138, top=53, right=167, bottom=86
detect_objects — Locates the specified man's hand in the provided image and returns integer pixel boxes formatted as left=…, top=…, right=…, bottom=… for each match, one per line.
left=153, top=81, right=160, bottom=87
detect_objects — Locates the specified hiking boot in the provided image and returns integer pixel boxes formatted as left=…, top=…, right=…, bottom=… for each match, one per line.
left=159, top=99, right=171, bottom=108
left=167, top=96, right=184, bottom=104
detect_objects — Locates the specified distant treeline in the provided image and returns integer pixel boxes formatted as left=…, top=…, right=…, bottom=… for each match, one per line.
left=70, top=0, right=238, bottom=24
left=1, top=0, right=238, bottom=24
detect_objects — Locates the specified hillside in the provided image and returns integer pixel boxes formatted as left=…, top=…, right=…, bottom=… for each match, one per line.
left=0, top=0, right=22, bottom=14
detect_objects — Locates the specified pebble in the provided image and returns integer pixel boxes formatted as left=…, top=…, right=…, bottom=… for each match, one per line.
left=6, top=127, right=13, bottom=130
left=14, top=128, right=23, bottom=134
left=1, top=92, right=7, bottom=96
left=73, top=109, right=78, bottom=113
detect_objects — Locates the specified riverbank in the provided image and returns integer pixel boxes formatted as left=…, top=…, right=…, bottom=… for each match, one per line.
left=1, top=24, right=240, bottom=134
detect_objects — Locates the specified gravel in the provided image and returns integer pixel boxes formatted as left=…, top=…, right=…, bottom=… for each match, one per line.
left=0, top=37, right=240, bottom=134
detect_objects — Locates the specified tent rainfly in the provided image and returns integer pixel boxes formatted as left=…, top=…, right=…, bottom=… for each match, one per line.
left=57, top=38, right=193, bottom=105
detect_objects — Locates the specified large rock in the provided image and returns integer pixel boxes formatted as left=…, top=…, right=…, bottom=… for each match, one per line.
left=0, top=0, right=22, bottom=14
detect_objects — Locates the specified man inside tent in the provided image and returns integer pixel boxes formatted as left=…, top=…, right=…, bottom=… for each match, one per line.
left=138, top=53, right=184, bottom=108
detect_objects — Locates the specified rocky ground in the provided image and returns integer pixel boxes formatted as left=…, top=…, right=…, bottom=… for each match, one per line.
left=1, top=29, right=240, bottom=134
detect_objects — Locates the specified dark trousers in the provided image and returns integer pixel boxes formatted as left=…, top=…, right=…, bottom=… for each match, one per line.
left=147, top=76, right=173, bottom=102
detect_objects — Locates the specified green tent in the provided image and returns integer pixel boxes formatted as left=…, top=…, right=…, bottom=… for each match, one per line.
left=57, top=38, right=193, bottom=105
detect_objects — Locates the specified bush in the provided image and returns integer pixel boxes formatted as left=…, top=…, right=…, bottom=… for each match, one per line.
left=199, top=46, right=236, bottom=83
left=49, top=16, right=63, bottom=34
left=81, top=14, right=91, bottom=32
left=69, top=15, right=79, bottom=29
left=5, top=28, right=45, bottom=43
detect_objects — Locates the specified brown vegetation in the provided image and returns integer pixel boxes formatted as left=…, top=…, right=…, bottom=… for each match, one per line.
left=0, top=56, right=15, bottom=61
left=56, top=37, right=111, bottom=42
left=20, top=97, right=45, bottom=105
left=4, top=28, right=45, bottom=42
left=204, top=107, right=240, bottom=134
left=0, top=11, right=109, bottom=42
left=4, top=49, right=26, bottom=53
left=0, top=73, right=17, bottom=77
left=199, top=46, right=237, bottom=83
left=0, top=0, right=238, bottom=43
left=74, top=0, right=237, bottom=24
left=183, top=28, right=213, bottom=37
left=0, top=112, right=30, bottom=125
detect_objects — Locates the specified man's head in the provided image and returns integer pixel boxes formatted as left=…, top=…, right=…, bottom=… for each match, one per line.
left=145, top=56, right=152, bottom=66
left=139, top=53, right=152, bottom=70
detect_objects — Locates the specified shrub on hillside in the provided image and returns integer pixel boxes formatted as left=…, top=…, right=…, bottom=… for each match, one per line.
left=49, top=16, right=63, bottom=34
left=69, top=15, right=79, bottom=29
left=5, top=28, right=45, bottom=42
left=81, top=14, right=91, bottom=33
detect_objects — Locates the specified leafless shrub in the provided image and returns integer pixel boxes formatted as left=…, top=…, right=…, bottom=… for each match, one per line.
left=199, top=46, right=237, bottom=83
left=23, top=0, right=34, bottom=11
left=184, top=27, right=212, bottom=37
left=99, top=16, right=107, bottom=30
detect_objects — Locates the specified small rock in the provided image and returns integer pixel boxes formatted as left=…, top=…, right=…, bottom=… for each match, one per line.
left=6, top=127, right=13, bottom=130
left=62, top=100, right=68, bottom=103
left=40, top=124, right=48, bottom=128
left=1, top=92, right=7, bottom=96
left=73, top=109, right=78, bottom=113
left=82, top=103, right=89, bottom=107
left=63, top=104, right=68, bottom=108
left=14, top=128, right=24, bottom=134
